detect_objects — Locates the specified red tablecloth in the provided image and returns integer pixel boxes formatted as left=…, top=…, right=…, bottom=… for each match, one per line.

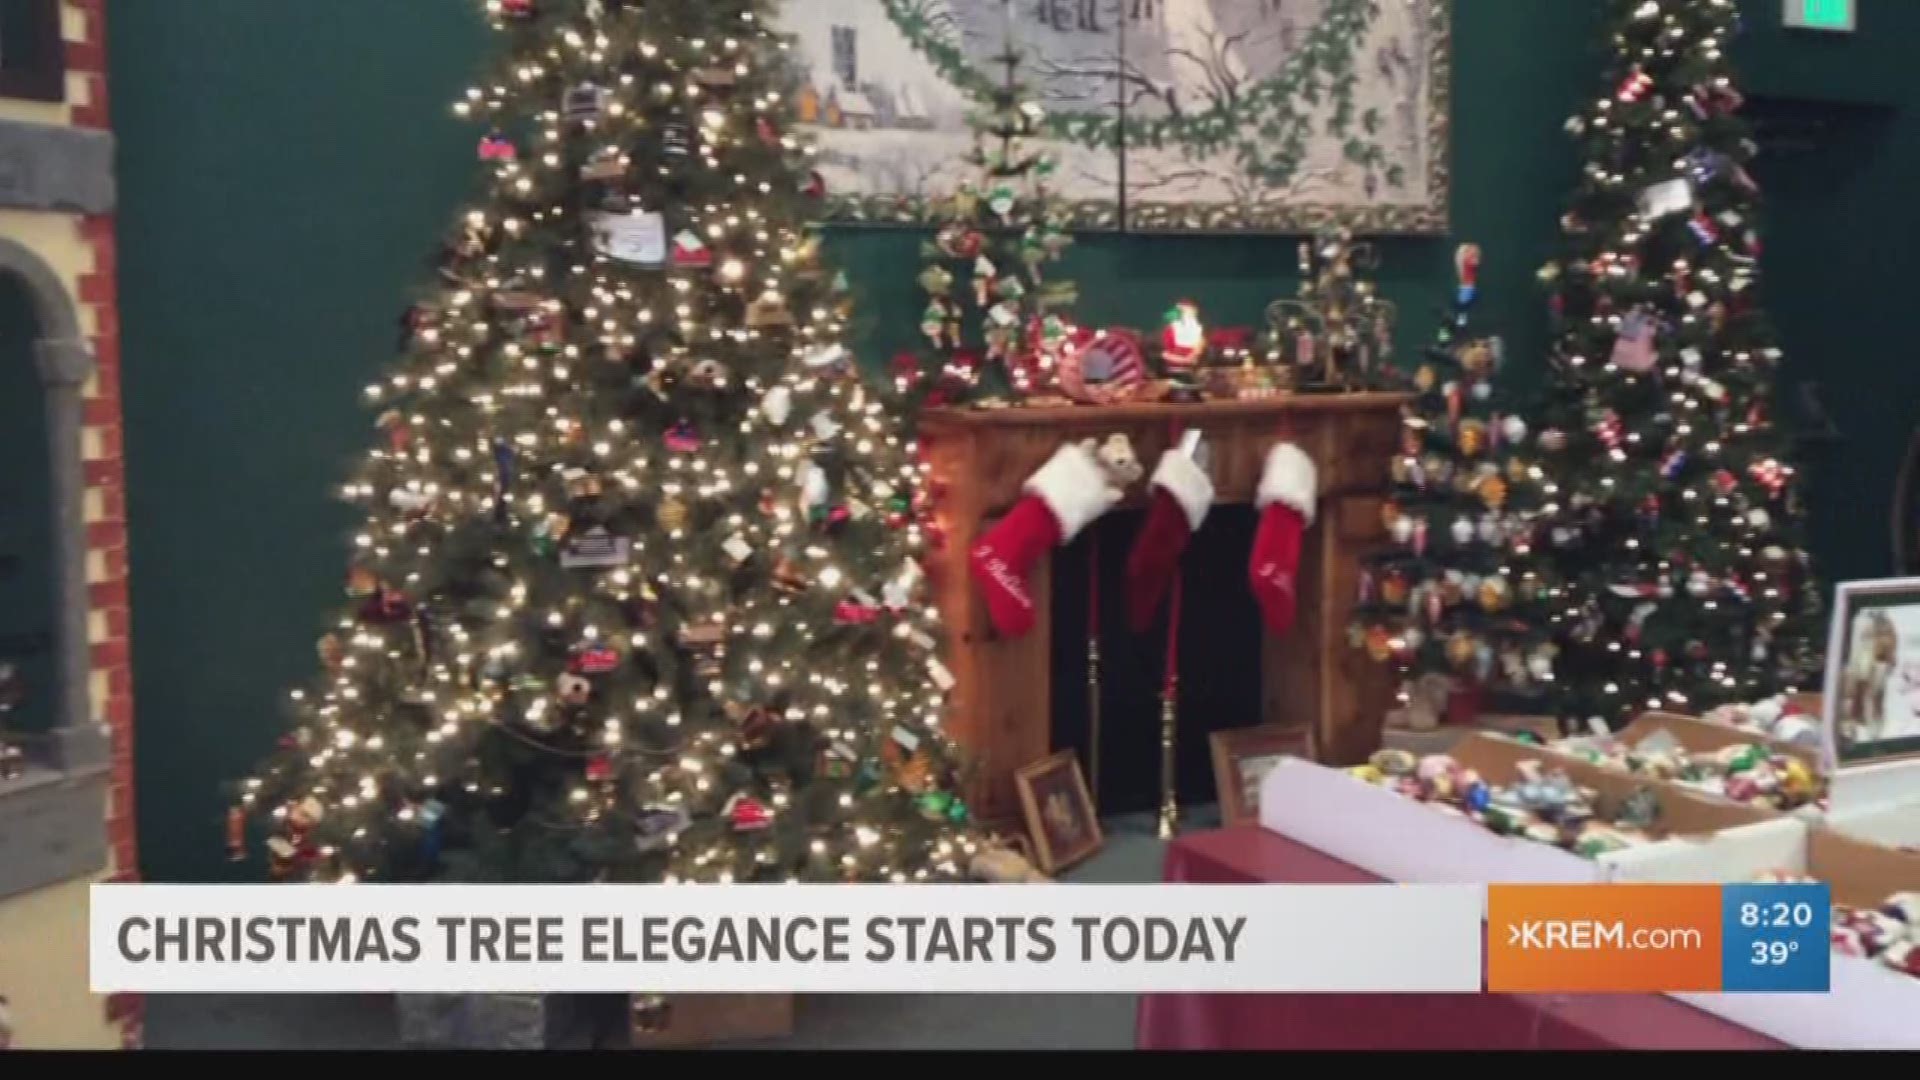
left=1135, top=827, right=1785, bottom=1051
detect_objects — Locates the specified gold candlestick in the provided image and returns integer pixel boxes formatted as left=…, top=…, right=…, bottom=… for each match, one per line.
left=1157, top=687, right=1180, bottom=839
left=1087, top=636, right=1103, bottom=815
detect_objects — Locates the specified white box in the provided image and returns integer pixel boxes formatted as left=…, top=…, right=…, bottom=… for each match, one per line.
left=1257, top=757, right=1601, bottom=893
left=1258, top=735, right=1778, bottom=896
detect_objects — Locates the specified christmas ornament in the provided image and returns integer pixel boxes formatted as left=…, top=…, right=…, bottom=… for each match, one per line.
left=661, top=122, right=692, bottom=158
left=1058, top=329, right=1146, bottom=405
left=1365, top=626, right=1394, bottom=663
left=1618, top=66, right=1653, bottom=102
left=563, top=81, right=609, bottom=123
left=561, top=526, right=633, bottom=569
left=745, top=294, right=793, bottom=330
left=572, top=644, right=620, bottom=675
left=987, top=184, right=1016, bottom=220
left=1638, top=177, right=1693, bottom=220
left=1594, top=410, right=1624, bottom=450
left=478, top=132, right=517, bottom=162
left=665, top=420, right=701, bottom=453
left=1458, top=419, right=1488, bottom=457
left=581, top=146, right=626, bottom=181
left=670, top=230, right=712, bottom=268
left=657, top=496, right=689, bottom=531
left=557, top=672, right=593, bottom=706
left=1446, top=632, right=1479, bottom=670
left=589, top=209, right=667, bottom=266
left=1749, top=458, right=1786, bottom=495
left=1455, top=243, right=1482, bottom=306
left=1611, top=309, right=1658, bottom=372
left=1381, top=569, right=1412, bottom=606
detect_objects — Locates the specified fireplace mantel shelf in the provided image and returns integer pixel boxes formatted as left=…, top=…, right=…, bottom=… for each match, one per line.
left=923, top=391, right=1410, bottom=429
left=920, top=394, right=1407, bottom=827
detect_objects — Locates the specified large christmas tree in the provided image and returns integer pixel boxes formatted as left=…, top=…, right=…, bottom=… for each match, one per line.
left=1534, top=0, right=1822, bottom=731
left=235, top=0, right=977, bottom=885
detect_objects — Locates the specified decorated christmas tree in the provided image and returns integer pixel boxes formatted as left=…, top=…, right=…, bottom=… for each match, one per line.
left=1262, top=227, right=1401, bottom=393
left=898, top=36, right=1077, bottom=409
left=1352, top=245, right=1561, bottom=726
left=1533, top=0, right=1823, bottom=731
left=233, top=0, right=980, bottom=886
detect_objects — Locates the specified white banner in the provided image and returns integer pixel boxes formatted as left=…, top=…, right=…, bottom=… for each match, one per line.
left=90, top=883, right=1482, bottom=995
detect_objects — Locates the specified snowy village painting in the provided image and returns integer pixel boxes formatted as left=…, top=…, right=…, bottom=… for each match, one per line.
left=775, top=0, right=1451, bottom=234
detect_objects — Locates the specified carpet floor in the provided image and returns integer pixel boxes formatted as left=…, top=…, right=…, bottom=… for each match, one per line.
left=144, top=809, right=1207, bottom=1051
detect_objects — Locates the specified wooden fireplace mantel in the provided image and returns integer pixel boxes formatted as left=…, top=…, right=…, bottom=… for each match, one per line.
left=920, top=392, right=1411, bottom=826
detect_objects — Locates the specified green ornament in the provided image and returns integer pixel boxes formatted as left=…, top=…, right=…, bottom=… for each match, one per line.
left=1727, top=745, right=1763, bottom=774
left=988, top=184, right=1016, bottom=218
left=919, top=266, right=954, bottom=296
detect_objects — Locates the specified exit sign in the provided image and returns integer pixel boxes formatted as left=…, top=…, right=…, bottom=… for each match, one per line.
left=1785, top=0, right=1855, bottom=31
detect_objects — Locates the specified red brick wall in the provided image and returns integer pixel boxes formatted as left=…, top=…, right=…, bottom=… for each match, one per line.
left=65, top=0, right=141, bottom=1051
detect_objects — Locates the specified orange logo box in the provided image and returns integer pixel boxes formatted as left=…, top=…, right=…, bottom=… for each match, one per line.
left=1488, top=884, right=1722, bottom=993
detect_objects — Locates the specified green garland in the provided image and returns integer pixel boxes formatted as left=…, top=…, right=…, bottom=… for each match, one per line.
left=878, top=0, right=1393, bottom=196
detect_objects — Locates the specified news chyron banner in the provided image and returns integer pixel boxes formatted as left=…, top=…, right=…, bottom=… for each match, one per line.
left=91, top=883, right=1481, bottom=994
left=89, top=881, right=1831, bottom=995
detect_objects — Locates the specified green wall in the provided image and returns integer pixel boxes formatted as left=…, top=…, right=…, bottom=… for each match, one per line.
left=113, top=0, right=1896, bottom=883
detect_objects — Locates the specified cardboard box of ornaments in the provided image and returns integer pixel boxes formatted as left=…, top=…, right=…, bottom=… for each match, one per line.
left=1495, top=709, right=1829, bottom=822
left=1257, top=731, right=1781, bottom=893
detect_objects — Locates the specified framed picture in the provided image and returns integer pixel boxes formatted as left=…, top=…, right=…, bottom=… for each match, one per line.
left=0, top=0, right=65, bottom=104
left=1014, top=750, right=1102, bottom=874
left=1210, top=725, right=1312, bottom=827
left=1820, top=578, right=1920, bottom=768
left=774, top=0, right=1451, bottom=234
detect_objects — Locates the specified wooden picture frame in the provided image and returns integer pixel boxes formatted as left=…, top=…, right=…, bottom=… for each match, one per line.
left=1820, top=578, right=1920, bottom=769
left=0, top=0, right=66, bottom=104
left=1210, top=725, right=1313, bottom=828
left=1014, top=750, right=1102, bottom=875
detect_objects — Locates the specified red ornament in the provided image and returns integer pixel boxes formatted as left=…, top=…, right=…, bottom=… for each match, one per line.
left=728, top=795, right=773, bottom=831
left=834, top=600, right=881, bottom=626
left=1618, top=67, right=1653, bottom=103
left=1748, top=458, right=1787, bottom=496
left=499, top=0, right=534, bottom=15
left=756, top=116, right=780, bottom=147
left=586, top=756, right=614, bottom=782
left=1712, top=469, right=1739, bottom=497
left=478, top=132, right=518, bottom=162
left=1594, top=410, right=1624, bottom=450
left=362, top=587, right=412, bottom=624
left=804, top=171, right=826, bottom=199
left=571, top=645, right=620, bottom=675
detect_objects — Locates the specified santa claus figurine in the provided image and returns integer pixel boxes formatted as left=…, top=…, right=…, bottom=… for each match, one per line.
left=1161, top=301, right=1206, bottom=371
left=1160, top=301, right=1206, bottom=401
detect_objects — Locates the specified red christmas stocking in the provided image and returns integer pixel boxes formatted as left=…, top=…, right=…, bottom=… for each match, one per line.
left=1126, top=448, right=1214, bottom=631
left=970, top=443, right=1121, bottom=638
left=1249, top=442, right=1318, bottom=636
